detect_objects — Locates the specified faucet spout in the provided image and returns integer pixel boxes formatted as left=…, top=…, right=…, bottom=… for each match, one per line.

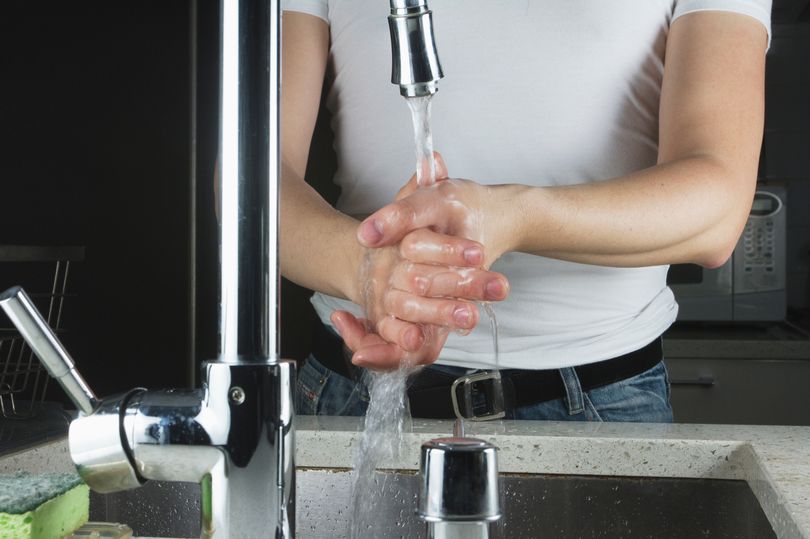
left=388, top=0, right=444, bottom=97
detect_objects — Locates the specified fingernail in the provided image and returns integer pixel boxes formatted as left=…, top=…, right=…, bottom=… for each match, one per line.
left=463, top=247, right=483, bottom=265
left=485, top=279, right=505, bottom=300
left=453, top=307, right=472, bottom=328
left=359, top=219, right=383, bottom=245
left=351, top=353, right=367, bottom=367
left=414, top=276, right=430, bottom=295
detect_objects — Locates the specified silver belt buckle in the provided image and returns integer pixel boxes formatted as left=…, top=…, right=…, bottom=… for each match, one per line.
left=450, top=370, right=506, bottom=421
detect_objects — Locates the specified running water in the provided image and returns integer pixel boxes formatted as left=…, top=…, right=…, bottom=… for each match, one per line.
left=407, top=96, right=437, bottom=188
left=482, top=303, right=500, bottom=369
left=349, top=95, right=438, bottom=538
left=349, top=93, right=502, bottom=536
left=348, top=367, right=414, bottom=538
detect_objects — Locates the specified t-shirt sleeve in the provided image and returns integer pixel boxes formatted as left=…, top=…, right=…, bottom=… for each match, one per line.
left=673, top=0, right=772, bottom=48
left=281, top=0, right=328, bottom=23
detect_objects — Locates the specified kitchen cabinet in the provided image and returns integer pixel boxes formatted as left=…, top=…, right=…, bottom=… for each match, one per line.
left=666, top=356, right=810, bottom=425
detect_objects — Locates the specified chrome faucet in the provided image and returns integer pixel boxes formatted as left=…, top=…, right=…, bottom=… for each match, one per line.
left=388, top=0, right=444, bottom=97
left=0, top=1, right=295, bottom=537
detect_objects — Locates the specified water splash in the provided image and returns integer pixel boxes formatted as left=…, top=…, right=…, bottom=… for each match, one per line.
left=348, top=368, right=414, bottom=538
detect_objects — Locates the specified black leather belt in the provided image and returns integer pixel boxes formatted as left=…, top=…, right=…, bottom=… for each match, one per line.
left=310, top=321, right=663, bottom=419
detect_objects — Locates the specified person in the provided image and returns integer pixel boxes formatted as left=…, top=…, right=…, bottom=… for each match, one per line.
left=279, top=0, right=771, bottom=422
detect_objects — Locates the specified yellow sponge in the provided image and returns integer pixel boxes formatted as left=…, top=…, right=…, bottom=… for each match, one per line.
left=0, top=472, right=89, bottom=539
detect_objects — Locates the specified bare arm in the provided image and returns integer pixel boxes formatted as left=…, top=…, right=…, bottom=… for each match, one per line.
left=513, top=11, right=767, bottom=268
left=359, top=11, right=768, bottom=271
left=280, top=12, right=361, bottom=300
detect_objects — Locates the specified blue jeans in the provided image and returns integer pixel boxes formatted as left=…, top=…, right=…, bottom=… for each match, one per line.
left=295, top=355, right=673, bottom=423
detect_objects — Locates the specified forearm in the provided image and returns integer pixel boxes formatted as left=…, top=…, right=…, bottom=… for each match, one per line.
left=280, top=162, right=363, bottom=302
left=279, top=13, right=362, bottom=300
left=511, top=154, right=756, bottom=268
left=502, top=12, right=766, bottom=270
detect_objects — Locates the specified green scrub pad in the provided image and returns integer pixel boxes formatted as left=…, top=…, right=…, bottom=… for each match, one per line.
left=0, top=472, right=89, bottom=539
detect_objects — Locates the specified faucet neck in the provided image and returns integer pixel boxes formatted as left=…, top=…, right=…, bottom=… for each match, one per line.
left=217, top=0, right=281, bottom=364
left=390, top=0, right=428, bottom=13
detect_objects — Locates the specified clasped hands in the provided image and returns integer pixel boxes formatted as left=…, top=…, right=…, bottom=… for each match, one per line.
left=331, top=153, right=516, bottom=370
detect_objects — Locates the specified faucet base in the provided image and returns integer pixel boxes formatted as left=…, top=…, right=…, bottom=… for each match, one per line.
left=201, top=360, right=296, bottom=538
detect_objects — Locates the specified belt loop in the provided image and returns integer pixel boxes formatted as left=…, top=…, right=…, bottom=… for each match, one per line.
left=558, top=367, right=585, bottom=415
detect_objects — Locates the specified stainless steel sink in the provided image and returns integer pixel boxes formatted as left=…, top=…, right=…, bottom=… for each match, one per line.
left=89, top=469, right=777, bottom=538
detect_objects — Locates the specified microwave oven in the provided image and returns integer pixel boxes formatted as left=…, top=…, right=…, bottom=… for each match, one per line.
left=668, top=185, right=787, bottom=322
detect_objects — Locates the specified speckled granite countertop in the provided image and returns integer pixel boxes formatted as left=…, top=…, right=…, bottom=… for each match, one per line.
left=3, top=418, right=809, bottom=538
left=296, top=416, right=810, bottom=539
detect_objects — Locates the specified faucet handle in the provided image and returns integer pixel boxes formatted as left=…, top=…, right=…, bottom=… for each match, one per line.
left=0, top=286, right=99, bottom=415
left=418, top=436, right=501, bottom=523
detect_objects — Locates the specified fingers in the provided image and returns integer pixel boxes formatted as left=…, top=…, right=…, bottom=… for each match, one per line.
left=331, top=311, right=405, bottom=366
left=383, top=290, right=479, bottom=331
left=390, top=263, right=510, bottom=302
left=398, top=229, right=485, bottom=267
left=330, top=311, right=375, bottom=351
left=332, top=310, right=424, bottom=356
left=355, top=324, right=450, bottom=370
left=362, top=154, right=454, bottom=247
left=331, top=311, right=426, bottom=370
left=331, top=312, right=451, bottom=371
left=357, top=197, right=424, bottom=248
left=435, top=152, right=448, bottom=179
left=376, top=315, right=425, bottom=352
left=358, top=184, right=461, bottom=248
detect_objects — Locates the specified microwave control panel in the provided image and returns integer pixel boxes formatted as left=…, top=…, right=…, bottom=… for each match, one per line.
left=734, top=190, right=786, bottom=294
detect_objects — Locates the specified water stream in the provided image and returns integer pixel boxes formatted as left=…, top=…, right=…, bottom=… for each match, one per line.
left=349, top=95, right=439, bottom=538
left=407, top=96, right=437, bottom=188
left=349, top=93, right=501, bottom=536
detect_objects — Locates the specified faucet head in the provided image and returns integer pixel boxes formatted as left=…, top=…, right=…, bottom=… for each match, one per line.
left=388, top=0, right=444, bottom=97
left=417, top=436, right=501, bottom=522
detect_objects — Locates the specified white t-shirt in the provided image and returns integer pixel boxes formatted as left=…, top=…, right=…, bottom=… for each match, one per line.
left=282, top=0, right=771, bottom=370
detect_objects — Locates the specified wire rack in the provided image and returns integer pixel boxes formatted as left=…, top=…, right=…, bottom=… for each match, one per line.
left=0, top=245, right=84, bottom=419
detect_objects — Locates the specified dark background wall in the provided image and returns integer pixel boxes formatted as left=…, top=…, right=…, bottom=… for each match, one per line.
left=2, top=2, right=194, bottom=397
left=0, top=1, right=808, bottom=406
left=765, top=22, right=810, bottom=312
left=0, top=1, right=328, bottom=402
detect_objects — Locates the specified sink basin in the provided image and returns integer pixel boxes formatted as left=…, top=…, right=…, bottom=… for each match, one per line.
left=89, top=470, right=776, bottom=538
left=6, top=419, right=804, bottom=537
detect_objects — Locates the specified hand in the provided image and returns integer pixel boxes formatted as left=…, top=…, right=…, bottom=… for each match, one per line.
left=358, top=177, right=522, bottom=269
left=331, top=310, right=450, bottom=370
left=334, top=155, right=511, bottom=370
left=345, top=225, right=507, bottom=369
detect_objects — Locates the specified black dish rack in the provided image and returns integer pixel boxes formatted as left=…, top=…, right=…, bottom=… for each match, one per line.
left=0, top=245, right=84, bottom=419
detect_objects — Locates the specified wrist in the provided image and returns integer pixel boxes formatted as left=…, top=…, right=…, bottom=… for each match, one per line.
left=342, top=226, right=367, bottom=306
left=490, top=183, right=533, bottom=259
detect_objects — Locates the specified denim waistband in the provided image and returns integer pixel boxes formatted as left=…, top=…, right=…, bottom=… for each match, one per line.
left=310, top=320, right=663, bottom=418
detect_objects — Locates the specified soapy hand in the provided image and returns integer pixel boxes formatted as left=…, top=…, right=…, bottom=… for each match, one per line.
left=358, top=176, right=519, bottom=269
left=332, top=154, right=511, bottom=370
